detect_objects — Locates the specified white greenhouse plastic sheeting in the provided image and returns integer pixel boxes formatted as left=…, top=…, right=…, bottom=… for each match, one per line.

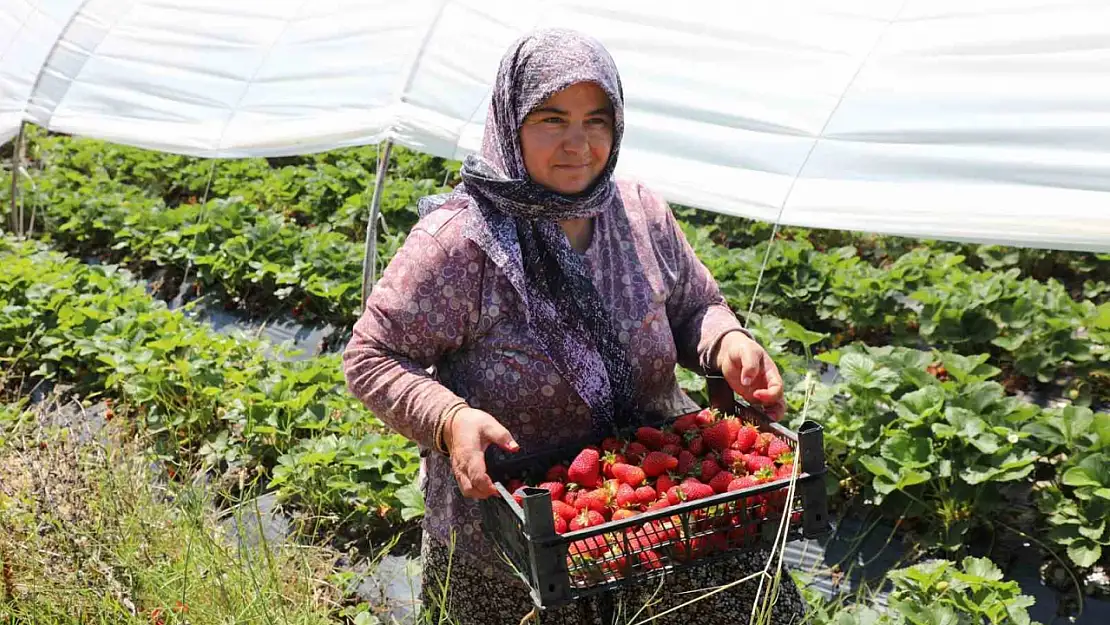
left=2, top=0, right=1110, bottom=252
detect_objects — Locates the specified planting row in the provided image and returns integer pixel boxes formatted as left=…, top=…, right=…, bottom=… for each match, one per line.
left=0, top=236, right=422, bottom=534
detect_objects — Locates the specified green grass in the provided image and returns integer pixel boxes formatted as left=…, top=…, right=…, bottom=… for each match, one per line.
left=0, top=397, right=371, bottom=625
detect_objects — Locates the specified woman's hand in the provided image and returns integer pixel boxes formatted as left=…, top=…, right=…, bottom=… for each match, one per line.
left=444, top=407, right=520, bottom=499
left=716, top=331, right=786, bottom=421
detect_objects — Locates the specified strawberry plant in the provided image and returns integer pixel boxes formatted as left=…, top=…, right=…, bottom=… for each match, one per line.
left=0, top=237, right=420, bottom=531
left=797, top=556, right=1043, bottom=625
left=1027, top=405, right=1110, bottom=569
left=812, top=345, right=1045, bottom=552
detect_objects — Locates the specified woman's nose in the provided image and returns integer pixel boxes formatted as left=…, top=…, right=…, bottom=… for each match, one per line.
left=562, top=123, right=588, bottom=155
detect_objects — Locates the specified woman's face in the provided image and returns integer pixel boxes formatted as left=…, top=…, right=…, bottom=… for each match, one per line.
left=519, top=82, right=614, bottom=195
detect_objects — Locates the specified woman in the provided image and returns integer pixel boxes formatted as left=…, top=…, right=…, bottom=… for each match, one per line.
left=343, top=28, right=805, bottom=624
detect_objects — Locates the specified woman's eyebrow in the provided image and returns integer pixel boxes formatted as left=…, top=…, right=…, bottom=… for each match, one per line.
left=527, top=107, right=612, bottom=116
left=529, top=106, right=567, bottom=116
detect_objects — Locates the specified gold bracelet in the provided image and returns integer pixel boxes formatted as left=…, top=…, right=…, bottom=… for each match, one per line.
left=435, top=401, right=468, bottom=455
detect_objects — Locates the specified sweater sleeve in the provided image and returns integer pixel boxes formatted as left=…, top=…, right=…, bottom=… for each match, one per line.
left=639, top=184, right=751, bottom=374
left=342, top=227, right=481, bottom=449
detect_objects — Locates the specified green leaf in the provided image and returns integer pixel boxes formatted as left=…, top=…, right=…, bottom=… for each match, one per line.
left=780, top=318, right=827, bottom=349
left=1068, top=540, right=1102, bottom=568
left=860, top=455, right=897, bottom=480
left=992, top=332, right=1027, bottom=351
left=840, top=353, right=901, bottom=393
left=897, top=469, right=932, bottom=490
left=896, top=386, right=945, bottom=423
left=1094, top=412, right=1110, bottom=450
left=1063, top=467, right=1101, bottom=488
left=881, top=433, right=936, bottom=469
left=1078, top=519, right=1105, bottom=540
left=1022, top=421, right=1065, bottom=447
left=395, top=481, right=425, bottom=521
left=961, top=556, right=1004, bottom=582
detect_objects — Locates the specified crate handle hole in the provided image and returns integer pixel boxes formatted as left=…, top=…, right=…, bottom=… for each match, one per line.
left=549, top=584, right=556, bottom=593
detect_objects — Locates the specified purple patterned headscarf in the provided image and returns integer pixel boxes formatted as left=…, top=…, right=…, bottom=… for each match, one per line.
left=419, top=28, right=637, bottom=436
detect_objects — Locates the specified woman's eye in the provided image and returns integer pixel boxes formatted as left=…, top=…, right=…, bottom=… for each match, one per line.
left=587, top=118, right=610, bottom=126
left=543, top=117, right=565, bottom=124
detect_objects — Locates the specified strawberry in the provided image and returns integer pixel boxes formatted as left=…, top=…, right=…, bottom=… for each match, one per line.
left=635, top=426, right=666, bottom=451
left=672, top=536, right=710, bottom=562
left=672, top=413, right=699, bottom=434
left=676, top=450, right=697, bottom=476
left=611, top=508, right=639, bottom=522
left=754, top=432, right=775, bottom=455
left=728, top=524, right=757, bottom=546
left=723, top=417, right=741, bottom=443
left=681, top=481, right=715, bottom=502
left=641, top=451, right=678, bottom=477
left=728, top=475, right=760, bottom=492
left=630, top=524, right=672, bottom=551
left=615, top=483, right=638, bottom=508
left=611, top=463, right=646, bottom=487
left=685, top=433, right=705, bottom=457
left=695, top=407, right=719, bottom=428
left=702, top=420, right=733, bottom=452
left=661, top=443, right=683, bottom=457
left=538, top=481, right=566, bottom=502
left=601, top=437, right=623, bottom=453
left=563, top=489, right=579, bottom=506
left=638, top=549, right=664, bottom=570
left=776, top=464, right=795, bottom=480
left=568, top=449, right=601, bottom=488
left=574, top=488, right=610, bottom=513
left=733, top=425, right=759, bottom=453
left=708, top=532, right=729, bottom=553
left=552, top=500, right=578, bottom=521
left=570, top=509, right=605, bottom=531
left=697, top=458, right=722, bottom=482
left=662, top=431, right=683, bottom=447
left=754, top=466, right=776, bottom=483
left=656, top=474, right=677, bottom=494
left=666, top=485, right=684, bottom=505
left=546, top=464, right=568, bottom=482
left=745, top=454, right=775, bottom=475
left=554, top=516, right=568, bottom=534
left=709, top=470, right=736, bottom=494
left=634, top=485, right=657, bottom=505
left=721, top=449, right=746, bottom=472
left=602, top=451, right=626, bottom=479
left=600, top=548, right=630, bottom=576
left=626, top=439, right=648, bottom=464
left=767, top=438, right=791, bottom=461
left=646, top=498, right=671, bottom=512
left=513, top=492, right=524, bottom=507
left=570, top=535, right=606, bottom=558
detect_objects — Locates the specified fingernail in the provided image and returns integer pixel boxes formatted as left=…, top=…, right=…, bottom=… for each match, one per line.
left=508, top=441, right=520, bottom=452
left=742, top=377, right=752, bottom=386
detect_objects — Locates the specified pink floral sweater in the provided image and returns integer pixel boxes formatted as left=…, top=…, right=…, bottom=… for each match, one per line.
left=342, top=179, right=747, bottom=566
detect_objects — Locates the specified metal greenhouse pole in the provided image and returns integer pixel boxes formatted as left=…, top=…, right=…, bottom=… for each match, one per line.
left=7, top=122, right=25, bottom=236
left=360, top=139, right=394, bottom=313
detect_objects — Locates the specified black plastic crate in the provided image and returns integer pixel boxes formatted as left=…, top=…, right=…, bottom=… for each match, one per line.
left=478, top=381, right=830, bottom=611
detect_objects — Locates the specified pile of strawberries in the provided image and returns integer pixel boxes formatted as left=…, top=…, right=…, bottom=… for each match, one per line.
left=502, top=408, right=800, bottom=582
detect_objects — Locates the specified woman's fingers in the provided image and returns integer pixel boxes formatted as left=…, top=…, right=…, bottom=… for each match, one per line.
left=450, top=408, right=518, bottom=499
left=752, top=352, right=784, bottom=403
left=454, top=451, right=496, bottom=499
left=482, top=418, right=520, bottom=453
left=737, top=340, right=764, bottom=391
